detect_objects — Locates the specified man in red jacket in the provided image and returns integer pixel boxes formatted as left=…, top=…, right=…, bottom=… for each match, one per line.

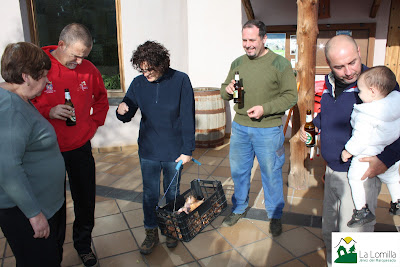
left=32, top=23, right=109, bottom=267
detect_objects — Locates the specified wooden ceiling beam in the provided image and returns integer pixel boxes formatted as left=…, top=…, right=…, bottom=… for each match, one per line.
left=241, top=0, right=255, bottom=20
left=369, top=0, right=382, bottom=18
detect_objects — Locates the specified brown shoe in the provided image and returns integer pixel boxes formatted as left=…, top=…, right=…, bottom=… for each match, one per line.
left=140, top=228, right=159, bottom=255
left=166, top=236, right=178, bottom=248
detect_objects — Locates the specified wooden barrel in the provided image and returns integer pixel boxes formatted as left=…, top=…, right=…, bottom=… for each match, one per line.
left=194, top=87, right=226, bottom=148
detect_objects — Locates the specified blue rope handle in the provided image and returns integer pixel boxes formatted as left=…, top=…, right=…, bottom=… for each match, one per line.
left=157, top=158, right=201, bottom=210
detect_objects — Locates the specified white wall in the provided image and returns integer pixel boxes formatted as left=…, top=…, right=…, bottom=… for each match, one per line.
left=94, top=0, right=190, bottom=148
left=0, top=1, right=26, bottom=82
left=0, top=0, right=393, bottom=148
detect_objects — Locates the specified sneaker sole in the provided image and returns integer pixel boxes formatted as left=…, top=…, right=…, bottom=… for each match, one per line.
left=347, top=217, right=375, bottom=228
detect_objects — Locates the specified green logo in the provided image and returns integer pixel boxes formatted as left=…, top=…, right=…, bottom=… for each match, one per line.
left=305, top=132, right=313, bottom=145
left=334, top=236, right=357, bottom=263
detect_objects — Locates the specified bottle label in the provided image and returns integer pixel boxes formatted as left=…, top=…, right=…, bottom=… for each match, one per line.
left=70, top=114, right=76, bottom=122
left=233, top=90, right=238, bottom=99
left=306, top=114, right=312, bottom=123
left=305, top=132, right=313, bottom=145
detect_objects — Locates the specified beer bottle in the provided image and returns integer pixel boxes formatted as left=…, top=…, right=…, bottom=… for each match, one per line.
left=233, top=71, right=243, bottom=104
left=304, top=109, right=315, bottom=147
left=64, top=89, right=76, bottom=126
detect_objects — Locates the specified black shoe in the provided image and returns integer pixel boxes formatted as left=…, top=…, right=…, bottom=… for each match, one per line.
left=269, top=218, right=282, bottom=237
left=79, top=250, right=98, bottom=267
left=140, top=228, right=159, bottom=255
left=389, top=200, right=400, bottom=215
left=221, top=212, right=246, bottom=227
left=166, top=236, right=178, bottom=248
left=347, top=205, right=376, bottom=228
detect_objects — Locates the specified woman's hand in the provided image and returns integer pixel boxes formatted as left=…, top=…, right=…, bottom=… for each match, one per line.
left=117, top=102, right=129, bottom=115
left=175, top=154, right=192, bottom=165
left=29, top=212, right=50, bottom=239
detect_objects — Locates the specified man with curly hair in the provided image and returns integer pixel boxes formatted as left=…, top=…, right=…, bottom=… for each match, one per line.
left=116, top=41, right=195, bottom=255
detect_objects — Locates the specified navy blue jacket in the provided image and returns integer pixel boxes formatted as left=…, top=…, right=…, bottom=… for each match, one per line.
left=314, top=65, right=400, bottom=172
left=116, top=68, right=195, bottom=161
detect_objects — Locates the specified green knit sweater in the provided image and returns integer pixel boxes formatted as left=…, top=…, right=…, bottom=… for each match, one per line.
left=220, top=50, right=298, bottom=128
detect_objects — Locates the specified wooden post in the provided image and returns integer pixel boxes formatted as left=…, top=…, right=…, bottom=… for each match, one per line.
left=288, top=0, right=319, bottom=189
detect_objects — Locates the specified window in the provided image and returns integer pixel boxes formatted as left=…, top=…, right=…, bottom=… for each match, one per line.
left=26, top=0, right=125, bottom=94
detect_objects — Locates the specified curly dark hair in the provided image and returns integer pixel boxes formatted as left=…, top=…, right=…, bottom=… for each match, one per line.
left=1, top=42, right=51, bottom=84
left=131, top=41, right=170, bottom=75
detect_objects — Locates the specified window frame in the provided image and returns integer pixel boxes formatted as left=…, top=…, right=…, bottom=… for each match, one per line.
left=25, top=0, right=126, bottom=98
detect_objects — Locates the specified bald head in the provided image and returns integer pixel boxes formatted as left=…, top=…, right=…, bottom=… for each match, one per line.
left=325, top=35, right=358, bottom=64
left=324, top=35, right=362, bottom=84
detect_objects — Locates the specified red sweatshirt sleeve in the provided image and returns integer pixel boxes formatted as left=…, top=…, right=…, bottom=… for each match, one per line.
left=90, top=68, right=109, bottom=127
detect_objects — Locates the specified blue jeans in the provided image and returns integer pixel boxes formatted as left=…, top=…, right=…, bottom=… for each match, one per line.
left=140, top=157, right=182, bottom=229
left=229, top=121, right=285, bottom=219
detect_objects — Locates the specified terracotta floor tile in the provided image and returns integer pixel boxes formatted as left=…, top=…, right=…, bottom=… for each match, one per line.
left=144, top=242, right=195, bottom=266
left=98, top=251, right=147, bottom=266
left=381, top=183, right=389, bottom=194
left=66, top=206, right=75, bottom=224
left=299, top=248, right=327, bottom=267
left=289, top=197, right=323, bottom=216
left=192, top=149, right=208, bottom=159
left=248, top=219, right=298, bottom=237
left=274, top=227, right=325, bottom=257
left=95, top=199, right=120, bottom=218
left=179, top=262, right=202, bottom=267
left=199, top=249, right=251, bottom=267
left=218, top=219, right=268, bottom=247
left=61, top=242, right=82, bottom=266
left=65, top=223, right=73, bottom=244
left=182, top=229, right=232, bottom=260
left=0, top=238, right=5, bottom=259
left=96, top=172, right=122, bottom=186
left=219, top=158, right=230, bottom=167
left=211, top=166, right=231, bottom=178
left=185, top=164, right=217, bottom=176
left=95, top=161, right=114, bottom=173
left=104, top=161, right=138, bottom=176
left=66, top=190, right=73, bottom=209
left=236, top=238, right=294, bottom=266
left=293, top=185, right=324, bottom=200
left=93, top=230, right=137, bottom=259
left=97, top=154, right=125, bottom=164
left=249, top=179, right=263, bottom=193
left=375, top=207, right=397, bottom=225
left=304, top=226, right=323, bottom=240
left=2, top=257, right=15, bottom=267
left=203, top=149, right=229, bottom=158
left=110, top=173, right=142, bottom=191
left=378, top=193, right=392, bottom=208
left=123, top=209, right=144, bottom=228
left=92, top=214, right=128, bottom=237
left=279, top=259, right=308, bottom=266
left=116, top=199, right=142, bottom=212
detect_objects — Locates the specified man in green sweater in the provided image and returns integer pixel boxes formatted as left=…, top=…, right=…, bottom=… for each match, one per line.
left=220, top=20, right=298, bottom=236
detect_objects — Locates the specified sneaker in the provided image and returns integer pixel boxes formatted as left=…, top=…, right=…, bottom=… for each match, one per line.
left=389, top=200, right=400, bottom=215
left=221, top=212, right=245, bottom=227
left=140, top=228, right=159, bottom=255
left=79, top=250, right=98, bottom=267
left=166, top=236, right=178, bottom=248
left=269, top=218, right=282, bottom=237
left=347, top=205, right=376, bottom=228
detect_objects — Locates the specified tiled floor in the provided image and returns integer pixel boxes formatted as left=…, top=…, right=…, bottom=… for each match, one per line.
left=1, top=139, right=399, bottom=266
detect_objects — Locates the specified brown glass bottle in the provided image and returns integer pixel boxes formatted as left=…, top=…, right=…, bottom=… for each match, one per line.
left=64, top=89, right=76, bottom=126
left=233, top=71, right=243, bottom=104
left=304, top=109, right=315, bottom=147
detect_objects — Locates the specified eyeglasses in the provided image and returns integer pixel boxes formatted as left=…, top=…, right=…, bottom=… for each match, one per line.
left=139, top=68, right=155, bottom=74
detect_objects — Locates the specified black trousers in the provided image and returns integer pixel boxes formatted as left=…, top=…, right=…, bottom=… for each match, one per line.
left=62, top=141, right=96, bottom=254
left=0, top=203, right=66, bottom=267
